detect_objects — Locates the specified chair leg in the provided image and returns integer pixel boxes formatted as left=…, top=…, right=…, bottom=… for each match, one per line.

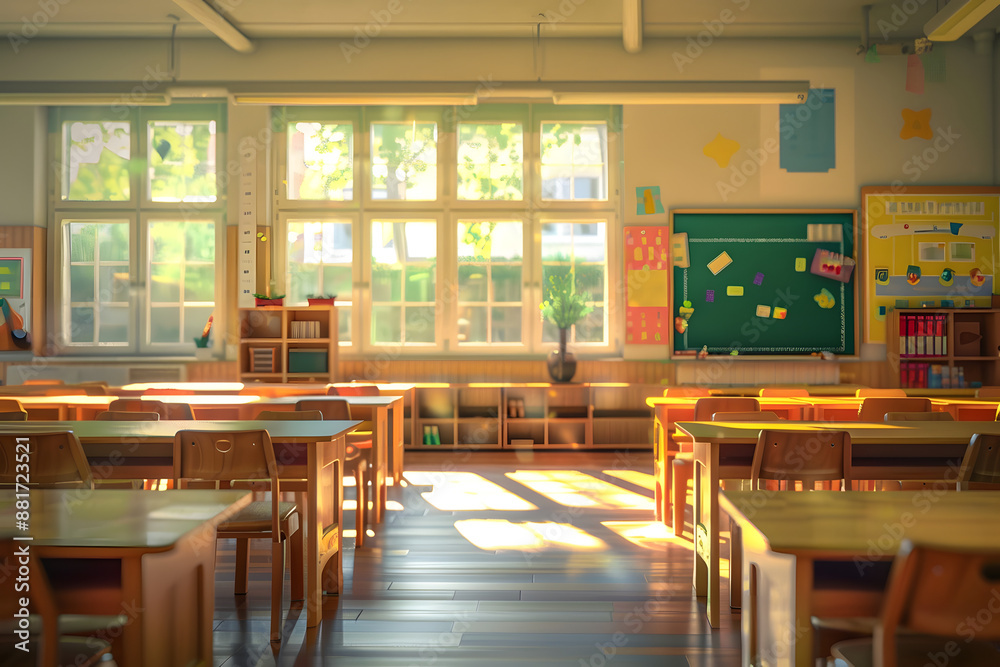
left=354, top=457, right=368, bottom=548
left=234, top=538, right=250, bottom=595
left=270, top=538, right=285, bottom=643
left=671, top=458, right=693, bottom=536
left=289, top=525, right=304, bottom=603
left=729, top=518, right=742, bottom=608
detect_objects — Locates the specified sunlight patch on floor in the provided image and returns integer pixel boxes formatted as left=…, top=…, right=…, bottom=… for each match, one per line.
left=506, top=470, right=655, bottom=510
left=403, top=471, right=537, bottom=511
left=602, top=469, right=656, bottom=491
left=455, top=519, right=607, bottom=552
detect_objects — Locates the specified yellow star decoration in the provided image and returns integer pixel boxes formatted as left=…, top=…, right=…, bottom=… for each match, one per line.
left=900, top=108, right=933, bottom=140
left=703, top=133, right=741, bottom=168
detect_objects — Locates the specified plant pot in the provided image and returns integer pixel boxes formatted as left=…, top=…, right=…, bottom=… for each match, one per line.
left=307, top=298, right=336, bottom=306
left=255, top=298, right=283, bottom=307
left=546, top=328, right=577, bottom=383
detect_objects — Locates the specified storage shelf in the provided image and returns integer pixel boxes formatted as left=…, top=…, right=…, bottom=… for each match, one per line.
left=889, top=308, right=1000, bottom=389
left=239, top=306, right=338, bottom=383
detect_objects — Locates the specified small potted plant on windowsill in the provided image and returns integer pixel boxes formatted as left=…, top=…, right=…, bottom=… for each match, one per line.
left=539, top=272, right=593, bottom=383
left=307, top=294, right=337, bottom=306
left=253, top=293, right=285, bottom=307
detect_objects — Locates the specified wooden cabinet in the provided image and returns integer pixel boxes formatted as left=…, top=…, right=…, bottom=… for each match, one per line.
left=238, top=306, right=338, bottom=383
left=409, top=383, right=655, bottom=450
left=888, top=308, right=1000, bottom=388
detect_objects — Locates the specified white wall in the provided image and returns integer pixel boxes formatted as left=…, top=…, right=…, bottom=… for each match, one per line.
left=0, top=106, right=45, bottom=226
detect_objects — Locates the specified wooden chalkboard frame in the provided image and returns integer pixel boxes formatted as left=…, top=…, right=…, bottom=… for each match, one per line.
left=668, top=208, right=859, bottom=359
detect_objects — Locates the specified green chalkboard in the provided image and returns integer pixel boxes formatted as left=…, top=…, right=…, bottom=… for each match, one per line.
left=671, top=210, right=857, bottom=356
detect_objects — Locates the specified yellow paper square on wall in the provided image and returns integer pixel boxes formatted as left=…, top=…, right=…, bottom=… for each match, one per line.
left=627, top=269, right=668, bottom=307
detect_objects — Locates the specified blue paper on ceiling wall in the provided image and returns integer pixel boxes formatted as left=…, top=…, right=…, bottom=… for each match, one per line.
left=779, top=89, right=835, bottom=173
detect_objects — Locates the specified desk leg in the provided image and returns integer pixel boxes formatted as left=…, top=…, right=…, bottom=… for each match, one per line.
left=652, top=412, right=664, bottom=523
left=306, top=436, right=345, bottom=628
left=693, top=441, right=721, bottom=628
left=390, top=401, right=404, bottom=482
left=372, top=407, right=388, bottom=523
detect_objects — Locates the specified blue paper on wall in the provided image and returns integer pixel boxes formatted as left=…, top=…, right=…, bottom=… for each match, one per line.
left=780, top=89, right=836, bottom=173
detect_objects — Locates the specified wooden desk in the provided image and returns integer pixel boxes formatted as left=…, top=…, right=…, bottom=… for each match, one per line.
left=243, top=395, right=404, bottom=522
left=675, top=420, right=1000, bottom=629
left=644, top=397, right=808, bottom=524
left=0, top=489, right=249, bottom=667
left=15, top=395, right=117, bottom=420
left=117, top=381, right=245, bottom=396
left=0, top=419, right=356, bottom=629
left=720, top=490, right=1000, bottom=667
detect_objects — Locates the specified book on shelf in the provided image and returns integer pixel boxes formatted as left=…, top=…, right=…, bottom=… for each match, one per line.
left=507, top=398, right=525, bottom=418
left=422, top=424, right=441, bottom=445
left=290, top=320, right=321, bottom=339
left=898, top=313, right=948, bottom=358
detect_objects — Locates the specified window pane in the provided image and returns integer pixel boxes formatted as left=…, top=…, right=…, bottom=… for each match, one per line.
left=148, top=220, right=215, bottom=345
left=457, top=122, right=523, bottom=201
left=184, top=265, right=215, bottom=301
left=99, top=224, right=130, bottom=262
left=147, top=120, right=217, bottom=203
left=69, top=265, right=95, bottom=303
left=540, top=221, right=607, bottom=344
left=540, top=122, right=608, bottom=201
left=69, top=224, right=96, bottom=262
left=371, top=220, right=436, bottom=345
left=99, top=306, right=129, bottom=343
left=287, top=122, right=353, bottom=200
left=69, top=307, right=95, bottom=343
left=150, top=306, right=181, bottom=343
left=62, top=121, right=131, bottom=201
left=98, top=266, right=130, bottom=302
left=457, top=221, right=522, bottom=345
left=286, top=220, right=353, bottom=342
left=371, top=122, right=437, bottom=200
left=65, top=221, right=132, bottom=347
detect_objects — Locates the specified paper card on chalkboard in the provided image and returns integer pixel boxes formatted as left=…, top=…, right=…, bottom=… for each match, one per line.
left=708, top=252, right=732, bottom=275
left=670, top=233, right=690, bottom=268
left=756, top=305, right=771, bottom=318
left=810, top=249, right=855, bottom=283
left=727, top=286, right=743, bottom=297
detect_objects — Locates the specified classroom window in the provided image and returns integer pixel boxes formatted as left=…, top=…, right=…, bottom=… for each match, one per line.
left=52, top=105, right=224, bottom=356
left=285, top=220, right=353, bottom=343
left=541, top=222, right=607, bottom=344
left=457, top=123, right=523, bottom=201
left=457, top=221, right=523, bottom=344
left=287, top=122, right=354, bottom=200
left=540, top=122, right=608, bottom=201
left=371, top=122, right=438, bottom=201
left=371, top=220, right=437, bottom=344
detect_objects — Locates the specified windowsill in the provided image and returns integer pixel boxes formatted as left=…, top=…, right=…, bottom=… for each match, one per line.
left=14, top=355, right=218, bottom=363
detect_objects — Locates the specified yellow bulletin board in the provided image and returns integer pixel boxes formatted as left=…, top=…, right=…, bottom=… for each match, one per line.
left=863, top=186, right=1000, bottom=344
left=625, top=226, right=669, bottom=344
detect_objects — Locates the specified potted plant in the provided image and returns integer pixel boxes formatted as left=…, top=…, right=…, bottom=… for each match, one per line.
left=307, top=294, right=337, bottom=306
left=253, top=292, right=285, bottom=307
left=539, top=272, right=593, bottom=383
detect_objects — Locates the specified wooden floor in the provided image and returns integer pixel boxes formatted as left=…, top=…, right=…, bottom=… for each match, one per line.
left=212, top=451, right=741, bottom=666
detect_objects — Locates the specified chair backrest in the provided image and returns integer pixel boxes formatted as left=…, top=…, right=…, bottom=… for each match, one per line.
left=884, top=411, right=953, bottom=422
left=712, top=411, right=782, bottom=421
left=42, top=387, right=87, bottom=396
left=857, top=397, right=932, bottom=422
left=109, top=398, right=169, bottom=419
left=0, top=432, right=93, bottom=489
left=874, top=540, right=1000, bottom=663
left=163, top=402, right=196, bottom=420
left=958, top=434, right=1000, bottom=490
left=757, top=388, right=810, bottom=397
left=328, top=384, right=380, bottom=396
left=257, top=409, right=324, bottom=420
left=975, top=386, right=1000, bottom=399
left=0, top=410, right=27, bottom=421
left=95, top=410, right=160, bottom=421
left=0, top=398, right=25, bottom=412
left=297, top=398, right=352, bottom=420
left=173, top=429, right=280, bottom=537
left=24, top=379, right=63, bottom=386
left=693, top=397, right=759, bottom=421
left=855, top=388, right=907, bottom=397
left=663, top=386, right=711, bottom=398
left=751, top=429, right=852, bottom=489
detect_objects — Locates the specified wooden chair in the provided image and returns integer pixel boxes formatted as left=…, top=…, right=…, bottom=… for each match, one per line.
left=95, top=410, right=160, bottom=421
left=297, top=398, right=372, bottom=547
left=0, top=409, right=28, bottom=421
left=173, top=429, right=303, bottom=643
left=975, top=386, right=1000, bottom=399
left=662, top=386, right=711, bottom=398
left=328, top=384, right=380, bottom=397
left=109, top=397, right=193, bottom=420
left=830, top=541, right=1000, bottom=667
left=0, top=539, right=116, bottom=667
left=711, top=411, right=782, bottom=421
left=958, top=433, right=1000, bottom=490
left=257, top=409, right=323, bottom=421
left=24, top=379, right=63, bottom=385
left=671, top=397, right=760, bottom=533
left=757, top=387, right=810, bottom=397
left=883, top=411, right=953, bottom=421
left=0, top=397, right=26, bottom=412
left=855, top=388, right=907, bottom=398
left=751, top=429, right=852, bottom=490
left=857, top=397, right=931, bottom=422
left=0, top=432, right=93, bottom=489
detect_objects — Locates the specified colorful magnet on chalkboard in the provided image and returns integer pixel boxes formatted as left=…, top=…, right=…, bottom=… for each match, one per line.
left=814, top=288, right=835, bottom=309
left=970, top=268, right=986, bottom=287
left=906, top=265, right=921, bottom=285
left=707, top=251, right=733, bottom=275
left=756, top=305, right=771, bottom=318
left=674, top=317, right=688, bottom=334
left=939, top=267, right=954, bottom=287
left=773, top=307, right=787, bottom=319
left=753, top=272, right=764, bottom=286
left=679, top=301, right=695, bottom=321
left=705, top=290, right=715, bottom=303
left=795, top=257, right=807, bottom=272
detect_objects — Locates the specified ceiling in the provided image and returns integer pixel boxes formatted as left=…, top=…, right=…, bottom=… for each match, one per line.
left=0, top=0, right=997, bottom=41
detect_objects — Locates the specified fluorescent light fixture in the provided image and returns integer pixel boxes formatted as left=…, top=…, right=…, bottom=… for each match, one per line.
left=172, top=0, right=254, bottom=53
left=167, top=86, right=231, bottom=99
left=233, top=93, right=478, bottom=106
left=0, top=93, right=171, bottom=106
left=623, top=0, right=643, bottom=53
left=551, top=81, right=809, bottom=105
left=924, top=0, right=1000, bottom=40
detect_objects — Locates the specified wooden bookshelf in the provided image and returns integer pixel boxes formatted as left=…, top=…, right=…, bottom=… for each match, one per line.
left=238, top=306, right=338, bottom=383
left=888, top=308, right=1000, bottom=389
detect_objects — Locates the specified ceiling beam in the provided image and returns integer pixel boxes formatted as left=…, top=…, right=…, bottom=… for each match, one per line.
left=171, top=0, right=254, bottom=53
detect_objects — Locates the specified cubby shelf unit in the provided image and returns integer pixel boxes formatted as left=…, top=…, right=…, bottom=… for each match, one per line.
left=238, top=306, right=338, bottom=384
left=888, top=308, right=1000, bottom=389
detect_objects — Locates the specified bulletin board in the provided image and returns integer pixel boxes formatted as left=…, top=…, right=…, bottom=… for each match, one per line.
left=625, top=226, right=669, bottom=344
left=862, top=186, right=1000, bottom=344
left=670, top=209, right=857, bottom=356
